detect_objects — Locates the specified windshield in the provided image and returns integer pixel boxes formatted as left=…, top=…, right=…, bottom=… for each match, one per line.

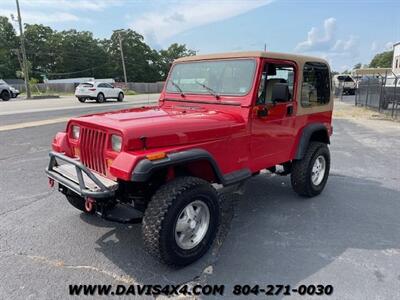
left=166, top=59, right=256, bottom=96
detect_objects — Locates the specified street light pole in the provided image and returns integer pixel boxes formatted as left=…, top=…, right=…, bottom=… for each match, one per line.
left=15, top=0, right=31, bottom=99
left=116, top=31, right=128, bottom=86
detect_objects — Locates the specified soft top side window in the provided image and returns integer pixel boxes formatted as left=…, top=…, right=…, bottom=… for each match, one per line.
left=257, top=63, right=295, bottom=105
left=301, top=62, right=330, bottom=107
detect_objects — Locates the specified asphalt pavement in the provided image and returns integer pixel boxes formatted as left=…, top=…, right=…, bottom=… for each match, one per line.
left=0, top=96, right=399, bottom=299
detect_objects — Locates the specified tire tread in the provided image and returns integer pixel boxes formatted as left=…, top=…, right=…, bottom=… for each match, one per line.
left=142, top=176, right=218, bottom=265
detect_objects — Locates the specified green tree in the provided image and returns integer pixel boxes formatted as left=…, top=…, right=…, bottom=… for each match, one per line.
left=0, top=16, right=19, bottom=78
left=108, top=29, right=161, bottom=82
left=49, top=29, right=110, bottom=80
left=369, top=50, right=393, bottom=68
left=1, top=21, right=195, bottom=82
left=24, top=24, right=56, bottom=79
left=158, top=43, right=196, bottom=79
left=353, top=63, right=362, bottom=70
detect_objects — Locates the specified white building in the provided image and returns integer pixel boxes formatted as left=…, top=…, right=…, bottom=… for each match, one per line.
left=393, top=42, right=400, bottom=75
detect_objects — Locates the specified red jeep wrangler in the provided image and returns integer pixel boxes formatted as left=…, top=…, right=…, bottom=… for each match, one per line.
left=46, top=51, right=333, bottom=266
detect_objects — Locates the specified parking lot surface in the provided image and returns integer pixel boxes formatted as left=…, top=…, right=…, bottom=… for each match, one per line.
left=0, top=97, right=399, bottom=299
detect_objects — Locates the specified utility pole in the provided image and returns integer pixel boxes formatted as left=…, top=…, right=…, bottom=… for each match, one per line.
left=264, top=43, right=267, bottom=52
left=116, top=31, right=128, bottom=86
left=15, top=0, right=31, bottom=99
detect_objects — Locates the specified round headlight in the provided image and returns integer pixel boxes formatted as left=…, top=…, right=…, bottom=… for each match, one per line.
left=111, top=135, right=122, bottom=152
left=71, top=125, right=80, bottom=139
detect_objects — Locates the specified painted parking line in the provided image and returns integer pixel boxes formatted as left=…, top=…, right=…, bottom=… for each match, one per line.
left=0, top=117, right=71, bottom=132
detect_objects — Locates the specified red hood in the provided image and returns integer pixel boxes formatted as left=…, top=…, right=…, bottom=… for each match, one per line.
left=70, top=104, right=246, bottom=150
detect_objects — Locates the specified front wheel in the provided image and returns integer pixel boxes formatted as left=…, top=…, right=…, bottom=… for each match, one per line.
left=1, top=90, right=10, bottom=101
left=96, top=93, right=105, bottom=103
left=291, top=142, right=330, bottom=197
left=142, top=176, right=221, bottom=266
left=117, top=92, right=124, bottom=102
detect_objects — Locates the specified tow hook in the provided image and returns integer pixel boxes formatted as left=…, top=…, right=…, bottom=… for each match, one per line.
left=48, top=178, right=55, bottom=188
left=85, top=197, right=95, bottom=212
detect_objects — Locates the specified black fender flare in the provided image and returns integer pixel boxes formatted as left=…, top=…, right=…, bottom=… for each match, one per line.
left=131, top=148, right=251, bottom=186
left=294, top=123, right=330, bottom=160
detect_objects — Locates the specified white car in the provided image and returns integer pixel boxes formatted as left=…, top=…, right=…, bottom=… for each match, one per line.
left=75, top=82, right=124, bottom=103
left=332, top=74, right=356, bottom=95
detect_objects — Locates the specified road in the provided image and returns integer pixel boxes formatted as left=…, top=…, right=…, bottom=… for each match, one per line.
left=0, top=96, right=399, bottom=299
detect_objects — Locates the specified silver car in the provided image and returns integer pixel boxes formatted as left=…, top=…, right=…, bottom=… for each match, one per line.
left=0, top=80, right=19, bottom=101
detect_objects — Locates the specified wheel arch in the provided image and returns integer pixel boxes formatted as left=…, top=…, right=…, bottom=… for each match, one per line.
left=294, top=123, right=330, bottom=160
left=1, top=88, right=10, bottom=95
left=131, top=149, right=225, bottom=185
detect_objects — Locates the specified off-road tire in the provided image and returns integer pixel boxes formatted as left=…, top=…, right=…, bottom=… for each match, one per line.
left=78, top=97, right=86, bottom=103
left=1, top=90, right=10, bottom=101
left=142, top=176, right=221, bottom=266
left=291, top=142, right=330, bottom=197
left=117, top=92, right=124, bottom=102
left=96, top=93, right=105, bottom=103
left=66, top=193, right=95, bottom=214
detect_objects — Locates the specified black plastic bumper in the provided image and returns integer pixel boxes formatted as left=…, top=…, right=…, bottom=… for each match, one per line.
left=45, top=151, right=116, bottom=199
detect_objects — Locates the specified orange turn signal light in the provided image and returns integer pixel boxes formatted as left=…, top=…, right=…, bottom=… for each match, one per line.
left=146, top=152, right=167, bottom=161
left=73, top=147, right=81, bottom=157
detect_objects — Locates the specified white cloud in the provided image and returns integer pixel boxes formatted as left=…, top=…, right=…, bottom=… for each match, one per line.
left=295, top=17, right=336, bottom=52
left=18, top=0, right=122, bottom=11
left=0, top=9, right=79, bottom=24
left=295, top=18, right=359, bottom=54
left=385, top=41, right=394, bottom=51
left=0, top=0, right=121, bottom=26
left=294, top=17, right=361, bottom=71
left=332, top=35, right=358, bottom=52
left=371, top=41, right=378, bottom=51
left=130, top=0, right=274, bottom=46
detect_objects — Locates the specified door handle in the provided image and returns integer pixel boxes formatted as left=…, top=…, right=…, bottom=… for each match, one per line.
left=287, top=105, right=293, bottom=116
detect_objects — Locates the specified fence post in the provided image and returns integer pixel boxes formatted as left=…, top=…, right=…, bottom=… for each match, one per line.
left=378, top=71, right=387, bottom=112
left=393, top=75, right=397, bottom=118
left=365, top=77, right=370, bottom=107
left=354, top=77, right=359, bottom=106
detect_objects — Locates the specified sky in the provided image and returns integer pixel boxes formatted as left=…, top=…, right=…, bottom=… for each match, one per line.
left=1, top=0, right=399, bottom=72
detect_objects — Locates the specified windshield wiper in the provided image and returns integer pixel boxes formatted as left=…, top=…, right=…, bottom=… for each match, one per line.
left=195, top=80, right=220, bottom=99
left=170, top=81, right=185, bottom=97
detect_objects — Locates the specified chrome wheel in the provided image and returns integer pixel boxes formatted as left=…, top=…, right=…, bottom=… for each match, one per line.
left=311, top=155, right=326, bottom=186
left=174, top=200, right=210, bottom=250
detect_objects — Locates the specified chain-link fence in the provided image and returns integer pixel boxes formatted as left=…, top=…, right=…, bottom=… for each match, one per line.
left=354, top=73, right=400, bottom=119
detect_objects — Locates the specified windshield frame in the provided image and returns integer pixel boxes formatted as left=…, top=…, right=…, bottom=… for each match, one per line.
left=165, top=58, right=258, bottom=98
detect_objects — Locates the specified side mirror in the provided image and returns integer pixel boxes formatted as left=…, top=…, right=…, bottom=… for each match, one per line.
left=271, top=83, right=290, bottom=103
left=257, top=107, right=268, bottom=117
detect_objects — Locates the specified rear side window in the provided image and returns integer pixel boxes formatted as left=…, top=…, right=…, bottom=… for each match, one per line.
left=301, top=62, right=331, bottom=107
left=79, top=83, right=93, bottom=87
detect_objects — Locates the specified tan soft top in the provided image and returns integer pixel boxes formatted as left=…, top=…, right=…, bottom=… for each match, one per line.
left=175, top=51, right=328, bottom=65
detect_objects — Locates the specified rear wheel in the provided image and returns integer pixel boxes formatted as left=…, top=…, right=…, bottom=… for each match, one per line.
left=142, top=176, right=220, bottom=266
left=96, top=93, right=105, bottom=103
left=77, top=97, right=86, bottom=103
left=291, top=142, right=330, bottom=197
left=1, top=90, right=10, bottom=101
left=117, top=92, right=124, bottom=102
